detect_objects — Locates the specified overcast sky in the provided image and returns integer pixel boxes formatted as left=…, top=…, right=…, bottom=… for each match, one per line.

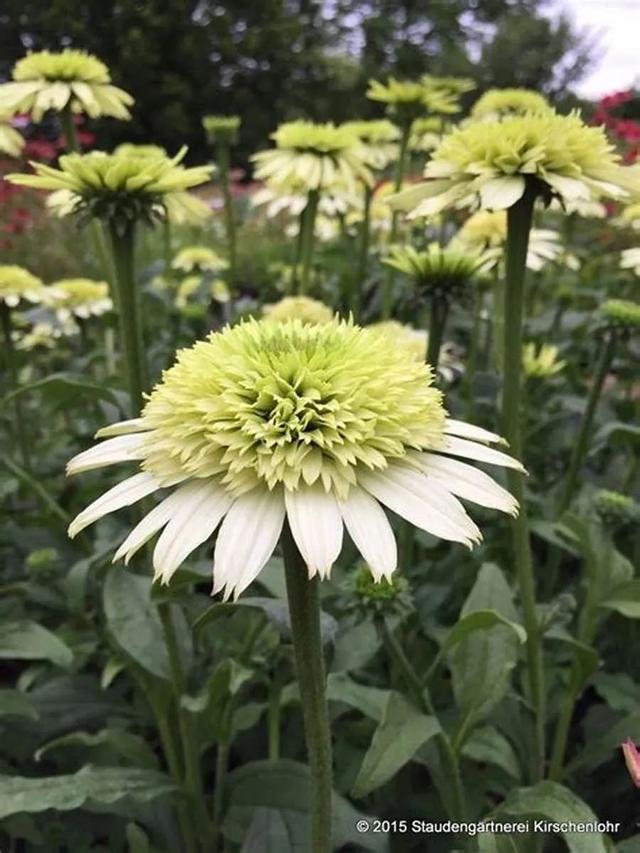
left=552, top=0, right=640, bottom=98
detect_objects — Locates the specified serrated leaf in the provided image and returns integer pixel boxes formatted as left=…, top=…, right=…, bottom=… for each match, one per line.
left=352, top=693, right=440, bottom=797
left=0, top=765, right=175, bottom=819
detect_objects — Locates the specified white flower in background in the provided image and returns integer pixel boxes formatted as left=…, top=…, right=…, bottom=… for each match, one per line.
left=621, top=248, right=640, bottom=275
left=45, top=278, right=112, bottom=321
left=66, top=319, right=521, bottom=599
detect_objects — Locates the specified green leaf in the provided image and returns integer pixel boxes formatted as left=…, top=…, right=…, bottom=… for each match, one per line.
left=499, top=781, right=608, bottom=853
left=0, top=689, right=38, bottom=720
left=461, top=726, right=521, bottom=781
left=2, top=373, right=120, bottom=408
left=34, top=728, right=159, bottom=769
left=566, top=710, right=640, bottom=774
left=591, top=672, right=640, bottom=713
left=326, top=673, right=391, bottom=723
left=194, top=597, right=337, bottom=645
left=241, top=808, right=294, bottom=852
left=222, top=759, right=387, bottom=853
left=476, top=834, right=519, bottom=853
left=330, top=619, right=381, bottom=673
left=0, top=620, right=73, bottom=668
left=441, top=609, right=526, bottom=654
left=0, top=765, right=175, bottom=820
left=449, top=564, right=520, bottom=732
left=601, top=581, right=640, bottom=619
left=352, top=693, right=440, bottom=797
left=103, top=567, right=170, bottom=680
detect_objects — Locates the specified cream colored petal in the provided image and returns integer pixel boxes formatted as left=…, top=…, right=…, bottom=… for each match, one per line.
left=66, top=434, right=146, bottom=475
left=413, top=453, right=518, bottom=516
left=68, top=472, right=160, bottom=539
left=437, top=435, right=526, bottom=472
left=284, top=484, right=343, bottom=579
left=443, top=418, right=504, bottom=445
left=478, top=175, right=526, bottom=210
left=339, top=486, right=397, bottom=581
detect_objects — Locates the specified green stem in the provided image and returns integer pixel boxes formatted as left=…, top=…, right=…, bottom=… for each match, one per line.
left=1, top=304, right=31, bottom=469
left=1, top=452, right=69, bottom=526
left=426, top=296, right=449, bottom=374
left=268, top=671, right=283, bottom=760
left=381, top=121, right=412, bottom=320
left=503, top=184, right=546, bottom=783
left=466, top=285, right=483, bottom=404
left=212, top=736, right=230, bottom=851
left=217, top=142, right=237, bottom=282
left=162, top=220, right=173, bottom=272
left=378, top=618, right=467, bottom=823
left=298, top=189, right=320, bottom=295
left=107, top=219, right=147, bottom=411
left=282, top=523, right=332, bottom=853
left=354, top=183, right=373, bottom=317
left=557, top=333, right=616, bottom=515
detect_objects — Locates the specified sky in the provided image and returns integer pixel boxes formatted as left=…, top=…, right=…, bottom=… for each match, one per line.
left=551, top=0, right=640, bottom=98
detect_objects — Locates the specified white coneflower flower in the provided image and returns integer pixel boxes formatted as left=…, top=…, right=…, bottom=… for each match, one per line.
left=262, top=296, right=334, bottom=325
left=171, top=246, right=228, bottom=274
left=0, top=265, right=46, bottom=307
left=66, top=319, right=520, bottom=599
left=620, top=248, right=640, bottom=276
left=45, top=278, right=112, bottom=321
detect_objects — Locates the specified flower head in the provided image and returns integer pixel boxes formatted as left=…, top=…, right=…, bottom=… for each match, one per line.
left=0, top=50, right=133, bottom=121
left=9, top=147, right=212, bottom=231
left=66, top=318, right=521, bottom=598
left=390, top=111, right=640, bottom=219
left=620, top=247, right=640, bottom=275
left=383, top=243, right=491, bottom=301
left=0, top=264, right=45, bottom=307
left=14, top=319, right=75, bottom=351
left=45, top=278, right=112, bottom=321
left=172, top=246, right=227, bottom=274
left=471, top=88, right=551, bottom=121
left=409, top=117, right=443, bottom=153
left=262, top=296, right=334, bottom=326
left=594, top=490, right=639, bottom=528
left=522, top=343, right=565, bottom=379
left=0, top=114, right=24, bottom=157
left=600, top=298, right=640, bottom=333
left=202, top=115, right=241, bottom=144
left=252, top=121, right=370, bottom=194
left=114, top=143, right=168, bottom=160
left=341, top=120, right=399, bottom=170
left=617, top=201, right=640, bottom=230
left=175, top=276, right=230, bottom=313
left=453, top=210, right=572, bottom=272
left=367, top=75, right=472, bottom=124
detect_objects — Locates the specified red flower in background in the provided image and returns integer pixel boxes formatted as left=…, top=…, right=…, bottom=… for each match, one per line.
left=594, top=88, right=640, bottom=163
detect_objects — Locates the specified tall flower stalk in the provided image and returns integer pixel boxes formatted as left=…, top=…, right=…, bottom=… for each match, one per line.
left=203, top=116, right=241, bottom=283
left=502, top=183, right=546, bottom=781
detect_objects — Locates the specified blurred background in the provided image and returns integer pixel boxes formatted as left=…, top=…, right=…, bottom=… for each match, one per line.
left=3, top=0, right=636, bottom=167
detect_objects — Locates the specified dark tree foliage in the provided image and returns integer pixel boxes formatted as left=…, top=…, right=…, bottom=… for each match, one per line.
left=0, top=0, right=594, bottom=166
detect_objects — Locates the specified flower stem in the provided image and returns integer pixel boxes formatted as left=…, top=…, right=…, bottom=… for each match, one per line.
left=377, top=617, right=467, bottom=823
left=503, top=184, right=546, bottom=782
left=298, top=189, right=320, bottom=295
left=107, top=219, right=147, bottom=411
left=381, top=121, right=412, bottom=320
left=426, top=295, right=449, bottom=373
left=354, top=183, right=373, bottom=317
left=281, top=522, right=332, bottom=853
left=557, top=332, right=616, bottom=515
left=217, top=141, right=237, bottom=283
left=1, top=303, right=31, bottom=469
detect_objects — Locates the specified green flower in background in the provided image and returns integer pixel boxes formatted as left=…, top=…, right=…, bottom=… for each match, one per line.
left=9, top=147, right=212, bottom=231
left=262, top=295, right=335, bottom=326
left=390, top=111, right=640, bottom=218
left=341, top=120, right=399, bottom=170
left=0, top=265, right=46, bottom=307
left=45, top=278, right=113, bottom=321
left=522, top=342, right=566, bottom=379
left=0, top=49, right=133, bottom=121
left=65, top=318, right=520, bottom=597
left=384, top=243, right=491, bottom=301
left=252, top=121, right=370, bottom=194
left=202, top=114, right=241, bottom=144
left=171, top=246, right=228, bottom=274
left=471, top=88, right=551, bottom=120
left=600, top=298, right=640, bottom=332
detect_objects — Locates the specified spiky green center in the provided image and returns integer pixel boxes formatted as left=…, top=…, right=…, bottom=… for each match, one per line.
left=140, top=319, right=446, bottom=497
left=14, top=50, right=110, bottom=83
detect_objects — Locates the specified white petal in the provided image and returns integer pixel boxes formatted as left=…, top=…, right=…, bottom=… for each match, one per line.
left=339, top=487, right=397, bottom=581
left=444, top=418, right=504, bottom=445
left=437, top=435, right=526, bottom=472
left=359, top=464, right=481, bottom=548
left=68, top=472, right=160, bottom=538
left=213, top=488, right=285, bottom=600
left=413, top=453, right=518, bottom=516
left=479, top=175, right=526, bottom=210
left=285, top=485, right=343, bottom=579
left=153, top=480, right=233, bottom=584
left=113, top=482, right=201, bottom=565
left=95, top=418, right=150, bottom=438
left=544, top=173, right=590, bottom=202
left=66, top=434, right=146, bottom=475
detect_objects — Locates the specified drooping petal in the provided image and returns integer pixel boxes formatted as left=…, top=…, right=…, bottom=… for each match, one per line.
left=113, top=482, right=199, bottom=565
left=359, top=464, right=481, bottom=548
left=153, top=480, right=233, bottom=584
left=66, top=434, right=146, bottom=475
left=213, top=488, right=285, bottom=600
left=437, top=435, right=526, bottom=472
left=479, top=175, right=526, bottom=210
left=412, top=453, right=518, bottom=516
left=68, top=472, right=160, bottom=539
left=95, top=418, right=150, bottom=438
left=443, top=418, right=504, bottom=445
left=338, top=487, right=397, bottom=581
left=284, top=484, right=343, bottom=579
